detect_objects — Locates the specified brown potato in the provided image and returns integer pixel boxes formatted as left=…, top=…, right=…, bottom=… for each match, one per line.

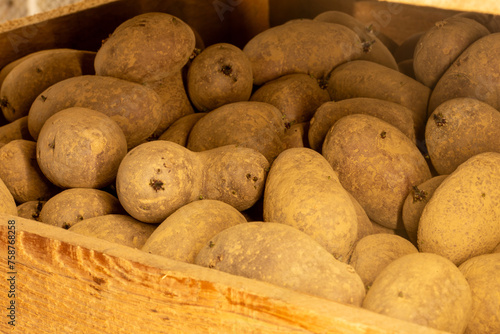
left=187, top=101, right=286, bottom=163
left=263, top=148, right=358, bottom=262
left=39, top=188, right=123, bottom=229
left=16, top=200, right=45, bottom=221
left=425, top=97, right=500, bottom=175
left=349, top=234, right=418, bottom=289
left=94, top=12, right=196, bottom=83
left=0, top=140, right=59, bottom=203
left=322, top=114, right=432, bottom=229
left=393, top=31, right=424, bottom=63
left=250, top=73, right=330, bottom=125
left=142, top=199, right=247, bottom=263
left=308, top=97, right=417, bottom=151
left=195, top=222, right=366, bottom=306
left=27, top=75, right=162, bottom=149
left=281, top=122, right=309, bottom=149
left=187, top=43, right=253, bottom=112
left=418, top=152, right=500, bottom=265
left=413, top=17, right=489, bottom=88
left=0, top=116, right=33, bottom=149
left=116, top=141, right=269, bottom=224
left=0, top=176, right=17, bottom=216
left=36, top=107, right=127, bottom=189
left=158, top=113, right=207, bottom=147
left=243, top=19, right=364, bottom=85
left=459, top=253, right=500, bottom=334
left=362, top=253, right=472, bottom=334
left=348, top=193, right=374, bottom=243
left=397, top=59, right=415, bottom=79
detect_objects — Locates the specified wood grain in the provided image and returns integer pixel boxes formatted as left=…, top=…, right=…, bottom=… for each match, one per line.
left=0, top=215, right=447, bottom=333
left=378, top=0, right=500, bottom=15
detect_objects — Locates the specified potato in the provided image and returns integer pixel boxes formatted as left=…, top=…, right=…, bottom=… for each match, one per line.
left=243, top=19, right=364, bottom=85
left=401, top=175, right=448, bottom=245
left=39, top=188, right=123, bottom=229
left=68, top=214, right=156, bottom=248
left=158, top=113, right=207, bottom=147
left=0, top=49, right=96, bottom=122
left=263, top=148, right=358, bottom=262
left=95, top=12, right=195, bottom=83
left=116, top=141, right=269, bottom=224
left=0, top=116, right=33, bottom=149
left=418, top=152, right=500, bottom=265
left=413, top=17, right=489, bottom=88
left=16, top=200, right=45, bottom=221
left=362, top=253, right=472, bottom=334
left=349, top=234, right=418, bottom=289
left=281, top=122, right=309, bottom=149
left=327, top=60, right=431, bottom=140
left=27, top=75, right=162, bottom=149
left=187, top=101, right=286, bottom=163
left=323, top=114, right=431, bottom=230
left=393, top=32, right=424, bottom=63
left=453, top=11, right=500, bottom=33
left=428, top=33, right=500, bottom=116
left=0, top=176, right=17, bottom=216
left=313, top=11, right=398, bottom=71
left=143, top=70, right=194, bottom=139
left=458, top=253, right=500, bottom=334
left=36, top=107, right=127, bottom=189
left=0, top=140, right=59, bottom=203
left=425, top=97, right=500, bottom=175
left=493, top=244, right=500, bottom=253
left=370, top=220, right=396, bottom=235
left=397, top=59, right=415, bottom=79
left=142, top=200, right=247, bottom=263
left=187, top=43, right=253, bottom=112
left=195, top=222, right=365, bottom=306
left=308, top=97, right=417, bottom=151
left=250, top=73, right=330, bottom=125
left=348, top=193, right=374, bottom=243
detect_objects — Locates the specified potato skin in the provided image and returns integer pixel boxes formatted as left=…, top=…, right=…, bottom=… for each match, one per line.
left=418, top=152, right=500, bottom=265
left=413, top=17, right=489, bottom=88
left=36, top=107, right=127, bottom=189
left=362, top=253, right=472, bottom=334
left=308, top=97, right=417, bottom=151
left=250, top=73, right=330, bottom=125
left=158, top=113, right=207, bottom=147
left=0, top=176, right=17, bottom=216
left=243, top=19, right=364, bottom=85
left=187, top=43, right=253, bottom=112
left=327, top=60, right=431, bottom=140
left=459, top=253, right=500, bottom=334
left=142, top=200, right=247, bottom=263
left=322, top=114, right=432, bottom=229
left=95, top=12, right=195, bottom=83
left=263, top=148, right=358, bottom=262
left=0, top=116, right=32, bottom=148
left=28, top=75, right=162, bottom=149
left=187, top=101, right=286, bottom=163
left=0, top=49, right=96, bottom=122
left=0, top=140, right=59, bottom=203
left=39, top=188, right=124, bottom=229
left=195, top=222, right=365, bottom=306
left=428, top=33, right=500, bottom=116
left=16, top=200, right=45, bottom=221
left=425, top=98, right=500, bottom=175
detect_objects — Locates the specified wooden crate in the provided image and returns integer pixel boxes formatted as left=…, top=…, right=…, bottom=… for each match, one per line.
left=1, top=0, right=497, bottom=333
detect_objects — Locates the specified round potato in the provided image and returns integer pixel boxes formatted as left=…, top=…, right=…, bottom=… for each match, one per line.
left=16, top=200, right=45, bottom=221
left=195, top=222, right=366, bottom=306
left=158, top=113, right=207, bottom=147
left=0, top=116, right=33, bottom=148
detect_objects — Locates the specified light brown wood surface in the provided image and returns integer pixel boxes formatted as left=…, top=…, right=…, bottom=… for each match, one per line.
left=0, top=215, right=448, bottom=333
left=379, top=0, right=500, bottom=15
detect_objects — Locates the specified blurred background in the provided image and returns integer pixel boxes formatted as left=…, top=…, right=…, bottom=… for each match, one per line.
left=1, top=0, right=82, bottom=23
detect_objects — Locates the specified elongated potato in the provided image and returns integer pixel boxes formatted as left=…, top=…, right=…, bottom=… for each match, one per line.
left=243, top=19, right=364, bottom=85
left=263, top=148, right=358, bottom=262
left=0, top=49, right=96, bottom=122
left=308, top=98, right=417, bottom=151
left=187, top=101, right=286, bottom=163
left=158, top=113, right=207, bottom=147
left=0, top=176, right=17, bottom=216
left=322, top=114, right=432, bottom=230
left=428, top=33, right=500, bottom=116
left=0, top=140, right=59, bottom=203
left=95, top=12, right=195, bottom=83
left=413, top=17, right=489, bottom=88
left=142, top=200, right=247, bottom=263
left=425, top=98, right=500, bottom=175
left=418, top=152, right=500, bottom=265
left=195, top=222, right=366, bottom=306
left=39, top=188, right=124, bottom=229
left=116, top=141, right=269, bottom=224
left=27, top=75, right=162, bottom=149
left=362, top=253, right=472, bottom=334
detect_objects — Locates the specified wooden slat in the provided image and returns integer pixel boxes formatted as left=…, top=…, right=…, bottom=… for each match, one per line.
left=0, top=215, right=447, bottom=333
left=378, top=0, right=500, bottom=15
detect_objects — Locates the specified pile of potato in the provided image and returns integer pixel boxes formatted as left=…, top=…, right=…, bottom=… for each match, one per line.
left=1, top=10, right=499, bottom=334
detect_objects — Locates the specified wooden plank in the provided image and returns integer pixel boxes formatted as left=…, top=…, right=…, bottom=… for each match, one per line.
left=378, top=0, right=500, bottom=16
left=1, top=215, right=447, bottom=333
